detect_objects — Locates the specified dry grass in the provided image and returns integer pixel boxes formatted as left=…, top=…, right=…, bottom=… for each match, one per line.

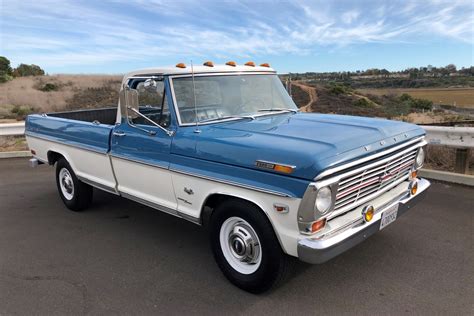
left=0, top=136, right=28, bottom=152
left=0, top=75, right=121, bottom=119
left=358, top=88, right=474, bottom=108
left=424, top=145, right=473, bottom=175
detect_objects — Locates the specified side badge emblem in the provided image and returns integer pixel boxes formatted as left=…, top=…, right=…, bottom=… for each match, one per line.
left=184, top=187, right=194, bottom=195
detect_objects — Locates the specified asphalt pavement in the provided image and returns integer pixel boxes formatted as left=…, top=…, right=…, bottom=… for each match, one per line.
left=0, top=158, right=473, bottom=315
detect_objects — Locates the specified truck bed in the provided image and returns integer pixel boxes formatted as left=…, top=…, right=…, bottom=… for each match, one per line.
left=47, top=107, right=117, bottom=125
left=25, top=108, right=116, bottom=155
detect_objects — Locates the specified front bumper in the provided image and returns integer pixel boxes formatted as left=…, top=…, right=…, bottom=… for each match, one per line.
left=297, top=178, right=430, bottom=264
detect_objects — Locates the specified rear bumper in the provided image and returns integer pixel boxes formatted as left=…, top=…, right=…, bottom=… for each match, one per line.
left=297, top=178, right=430, bottom=264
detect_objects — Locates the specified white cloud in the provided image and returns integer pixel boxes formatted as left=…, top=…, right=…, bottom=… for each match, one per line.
left=1, top=0, right=472, bottom=71
left=341, top=10, right=360, bottom=24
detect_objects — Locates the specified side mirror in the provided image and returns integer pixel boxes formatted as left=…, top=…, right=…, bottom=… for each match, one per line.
left=143, top=79, right=157, bottom=92
left=119, top=84, right=139, bottom=120
left=126, top=89, right=139, bottom=119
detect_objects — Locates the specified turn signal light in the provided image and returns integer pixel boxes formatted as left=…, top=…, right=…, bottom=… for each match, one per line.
left=260, top=63, right=270, bottom=67
left=274, top=164, right=294, bottom=174
left=203, top=61, right=214, bottom=67
left=245, top=61, right=255, bottom=67
left=30, top=149, right=36, bottom=155
left=410, top=170, right=418, bottom=179
left=176, top=63, right=186, bottom=68
left=362, top=205, right=374, bottom=222
left=410, top=181, right=418, bottom=195
left=311, top=218, right=326, bottom=233
left=226, top=61, right=237, bottom=67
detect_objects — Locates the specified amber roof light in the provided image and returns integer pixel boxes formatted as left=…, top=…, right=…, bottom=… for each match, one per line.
left=245, top=61, right=255, bottom=67
left=176, top=63, right=186, bottom=68
left=260, top=63, right=270, bottom=67
left=226, top=61, right=237, bottom=67
left=203, top=61, right=214, bottom=67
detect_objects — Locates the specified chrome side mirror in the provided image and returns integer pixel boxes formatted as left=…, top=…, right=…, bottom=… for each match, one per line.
left=143, top=79, right=157, bottom=91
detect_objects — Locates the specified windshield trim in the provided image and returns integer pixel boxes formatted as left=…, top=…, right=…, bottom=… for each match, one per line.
left=168, top=72, right=293, bottom=127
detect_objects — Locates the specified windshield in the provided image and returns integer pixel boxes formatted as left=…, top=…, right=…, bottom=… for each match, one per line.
left=171, top=74, right=297, bottom=124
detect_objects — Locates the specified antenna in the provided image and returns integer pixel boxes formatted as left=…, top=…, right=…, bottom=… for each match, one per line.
left=191, top=60, right=200, bottom=133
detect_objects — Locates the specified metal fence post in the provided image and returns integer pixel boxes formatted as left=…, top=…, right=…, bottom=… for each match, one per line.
left=454, top=148, right=470, bottom=174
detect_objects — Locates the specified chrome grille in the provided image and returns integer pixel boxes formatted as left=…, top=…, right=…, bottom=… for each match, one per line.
left=333, top=146, right=418, bottom=212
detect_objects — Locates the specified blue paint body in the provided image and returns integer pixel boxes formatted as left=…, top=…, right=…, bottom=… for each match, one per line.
left=25, top=77, right=425, bottom=198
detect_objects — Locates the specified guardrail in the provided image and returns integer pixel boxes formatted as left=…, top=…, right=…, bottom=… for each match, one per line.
left=421, top=125, right=473, bottom=174
left=0, top=122, right=25, bottom=136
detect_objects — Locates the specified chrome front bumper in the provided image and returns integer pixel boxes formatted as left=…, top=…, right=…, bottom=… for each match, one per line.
left=297, top=178, right=430, bottom=264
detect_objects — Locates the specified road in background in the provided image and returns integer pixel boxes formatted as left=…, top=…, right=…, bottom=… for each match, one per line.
left=1, top=158, right=472, bottom=315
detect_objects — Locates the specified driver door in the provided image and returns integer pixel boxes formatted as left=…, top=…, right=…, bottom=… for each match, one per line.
left=110, top=79, right=177, bottom=212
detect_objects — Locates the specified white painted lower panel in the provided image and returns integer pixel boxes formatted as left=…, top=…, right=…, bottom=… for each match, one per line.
left=171, top=172, right=302, bottom=256
left=26, top=136, right=116, bottom=190
left=111, top=157, right=177, bottom=211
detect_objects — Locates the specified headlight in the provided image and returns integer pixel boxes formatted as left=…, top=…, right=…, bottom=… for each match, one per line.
left=415, top=147, right=425, bottom=169
left=315, top=186, right=333, bottom=214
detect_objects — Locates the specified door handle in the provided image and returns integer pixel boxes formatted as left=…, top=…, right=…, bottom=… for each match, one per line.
left=113, top=131, right=126, bottom=137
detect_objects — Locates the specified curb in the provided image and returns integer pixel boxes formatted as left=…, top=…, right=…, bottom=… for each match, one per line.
left=419, top=169, right=474, bottom=187
left=0, top=151, right=31, bottom=159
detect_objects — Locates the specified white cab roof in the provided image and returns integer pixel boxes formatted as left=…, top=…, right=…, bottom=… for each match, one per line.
left=123, top=64, right=276, bottom=83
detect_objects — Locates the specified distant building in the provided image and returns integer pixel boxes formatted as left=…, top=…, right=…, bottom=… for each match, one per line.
left=427, top=65, right=433, bottom=72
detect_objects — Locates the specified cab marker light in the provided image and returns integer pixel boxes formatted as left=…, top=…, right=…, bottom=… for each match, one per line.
left=245, top=61, right=255, bottom=67
left=226, top=61, right=237, bottom=67
left=203, top=61, right=214, bottom=67
left=176, top=63, right=186, bottom=68
left=260, top=63, right=270, bottom=67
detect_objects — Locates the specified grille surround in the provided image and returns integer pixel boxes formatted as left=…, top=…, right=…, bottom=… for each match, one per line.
left=324, top=138, right=425, bottom=220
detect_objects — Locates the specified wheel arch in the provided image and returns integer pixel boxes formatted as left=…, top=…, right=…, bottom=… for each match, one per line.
left=47, top=150, right=64, bottom=165
left=200, top=192, right=286, bottom=252
left=46, top=149, right=77, bottom=173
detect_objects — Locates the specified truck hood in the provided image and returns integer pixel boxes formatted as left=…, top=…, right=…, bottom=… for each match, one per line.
left=188, top=113, right=424, bottom=180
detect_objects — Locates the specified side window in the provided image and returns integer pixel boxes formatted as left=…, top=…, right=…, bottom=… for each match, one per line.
left=131, top=81, right=170, bottom=128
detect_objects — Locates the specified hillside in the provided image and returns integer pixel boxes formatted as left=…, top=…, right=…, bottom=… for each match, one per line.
left=290, top=81, right=474, bottom=124
left=0, top=75, right=122, bottom=121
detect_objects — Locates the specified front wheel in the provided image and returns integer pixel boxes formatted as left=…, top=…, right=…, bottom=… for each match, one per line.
left=55, top=158, right=93, bottom=211
left=210, top=199, right=290, bottom=293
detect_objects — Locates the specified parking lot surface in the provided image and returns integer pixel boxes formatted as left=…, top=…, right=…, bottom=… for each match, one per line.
left=1, top=158, right=473, bottom=315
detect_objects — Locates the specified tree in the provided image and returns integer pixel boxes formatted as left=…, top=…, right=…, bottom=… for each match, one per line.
left=0, top=56, right=13, bottom=83
left=12, top=64, right=45, bottom=77
left=445, top=64, right=457, bottom=73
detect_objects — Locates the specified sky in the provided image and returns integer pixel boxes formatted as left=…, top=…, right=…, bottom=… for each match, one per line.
left=1, top=0, right=473, bottom=74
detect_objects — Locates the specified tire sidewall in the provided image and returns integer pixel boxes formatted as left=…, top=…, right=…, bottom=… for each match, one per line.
left=210, top=199, right=285, bottom=293
left=55, top=158, right=82, bottom=210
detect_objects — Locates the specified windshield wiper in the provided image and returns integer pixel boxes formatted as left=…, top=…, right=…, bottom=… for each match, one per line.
left=198, top=115, right=255, bottom=124
left=257, top=108, right=298, bottom=113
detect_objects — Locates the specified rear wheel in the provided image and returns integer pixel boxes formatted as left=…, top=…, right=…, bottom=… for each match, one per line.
left=210, top=199, right=290, bottom=293
left=55, top=158, right=93, bottom=211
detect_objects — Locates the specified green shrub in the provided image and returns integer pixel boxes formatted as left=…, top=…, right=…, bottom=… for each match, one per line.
left=329, top=84, right=351, bottom=95
left=38, top=83, right=59, bottom=92
left=353, top=98, right=372, bottom=108
left=12, top=64, right=45, bottom=77
left=10, top=105, right=36, bottom=119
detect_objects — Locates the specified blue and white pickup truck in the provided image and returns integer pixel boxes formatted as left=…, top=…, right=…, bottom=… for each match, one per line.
left=26, top=62, right=430, bottom=293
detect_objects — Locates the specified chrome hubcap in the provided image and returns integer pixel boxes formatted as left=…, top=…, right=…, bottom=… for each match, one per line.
left=219, top=217, right=262, bottom=274
left=59, top=168, right=74, bottom=200
left=228, top=223, right=260, bottom=264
